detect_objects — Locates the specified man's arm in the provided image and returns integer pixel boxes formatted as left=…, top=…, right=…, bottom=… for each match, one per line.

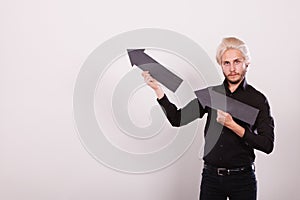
left=142, top=71, right=206, bottom=127
left=216, top=98, right=275, bottom=154
left=242, top=98, right=275, bottom=154
left=158, top=95, right=205, bottom=127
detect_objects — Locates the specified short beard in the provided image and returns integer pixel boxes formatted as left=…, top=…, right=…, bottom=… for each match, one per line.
left=227, top=78, right=243, bottom=85
left=224, top=72, right=246, bottom=85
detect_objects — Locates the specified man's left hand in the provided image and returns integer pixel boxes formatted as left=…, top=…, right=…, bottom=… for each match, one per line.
left=216, top=109, right=245, bottom=138
left=216, top=109, right=234, bottom=127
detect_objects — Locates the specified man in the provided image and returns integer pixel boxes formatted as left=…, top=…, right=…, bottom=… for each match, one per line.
left=142, top=37, right=274, bottom=200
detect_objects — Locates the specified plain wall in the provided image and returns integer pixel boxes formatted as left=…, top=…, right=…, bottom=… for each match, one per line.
left=0, top=0, right=299, bottom=199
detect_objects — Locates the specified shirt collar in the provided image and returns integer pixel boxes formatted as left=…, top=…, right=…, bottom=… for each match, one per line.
left=223, top=78, right=247, bottom=93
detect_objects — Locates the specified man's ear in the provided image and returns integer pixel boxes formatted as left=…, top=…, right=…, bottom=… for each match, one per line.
left=245, top=62, right=250, bottom=68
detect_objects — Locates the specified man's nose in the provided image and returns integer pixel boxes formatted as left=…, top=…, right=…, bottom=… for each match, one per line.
left=229, top=63, right=236, bottom=71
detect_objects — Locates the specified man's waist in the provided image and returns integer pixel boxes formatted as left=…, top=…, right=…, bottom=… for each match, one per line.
left=204, top=163, right=255, bottom=176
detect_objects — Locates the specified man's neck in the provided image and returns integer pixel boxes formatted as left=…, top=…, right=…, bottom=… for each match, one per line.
left=227, top=78, right=244, bottom=93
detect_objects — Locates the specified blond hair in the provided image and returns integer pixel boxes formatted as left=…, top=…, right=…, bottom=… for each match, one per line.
left=216, top=37, right=251, bottom=65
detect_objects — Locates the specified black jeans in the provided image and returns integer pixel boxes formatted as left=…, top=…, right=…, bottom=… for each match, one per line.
left=199, top=167, right=257, bottom=200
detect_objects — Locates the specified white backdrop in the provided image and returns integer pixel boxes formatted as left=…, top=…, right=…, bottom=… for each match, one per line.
left=1, top=0, right=299, bottom=199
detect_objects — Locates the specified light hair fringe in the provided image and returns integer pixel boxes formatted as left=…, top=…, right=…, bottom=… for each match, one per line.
left=216, top=37, right=251, bottom=66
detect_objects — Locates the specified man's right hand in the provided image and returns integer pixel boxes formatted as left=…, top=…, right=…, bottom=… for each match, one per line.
left=141, top=71, right=165, bottom=99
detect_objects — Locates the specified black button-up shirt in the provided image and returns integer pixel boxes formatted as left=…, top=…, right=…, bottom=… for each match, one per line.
left=157, top=78, right=275, bottom=168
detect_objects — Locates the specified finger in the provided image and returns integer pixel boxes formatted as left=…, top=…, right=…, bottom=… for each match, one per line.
left=146, top=76, right=154, bottom=84
left=146, top=77, right=151, bottom=83
left=216, top=116, right=224, bottom=125
left=143, top=74, right=151, bottom=82
left=141, top=71, right=150, bottom=77
left=217, top=109, right=225, bottom=115
left=217, top=110, right=223, bottom=118
left=218, top=110, right=229, bottom=119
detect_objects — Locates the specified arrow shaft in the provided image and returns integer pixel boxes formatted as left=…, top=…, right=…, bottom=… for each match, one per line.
left=128, top=49, right=183, bottom=92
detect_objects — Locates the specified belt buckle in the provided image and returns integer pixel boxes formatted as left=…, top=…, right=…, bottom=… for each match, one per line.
left=217, top=168, right=229, bottom=176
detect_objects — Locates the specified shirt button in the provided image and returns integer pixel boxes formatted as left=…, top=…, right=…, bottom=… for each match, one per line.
left=219, top=157, right=223, bottom=161
left=220, top=144, right=224, bottom=148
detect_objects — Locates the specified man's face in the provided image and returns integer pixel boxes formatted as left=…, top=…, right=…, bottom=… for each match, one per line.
left=221, top=49, right=248, bottom=85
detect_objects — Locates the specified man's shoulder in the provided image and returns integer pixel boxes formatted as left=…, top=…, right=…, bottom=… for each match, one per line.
left=245, top=83, right=268, bottom=102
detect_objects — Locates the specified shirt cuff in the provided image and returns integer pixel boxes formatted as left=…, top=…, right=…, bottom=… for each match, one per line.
left=157, top=94, right=169, bottom=107
left=242, top=126, right=254, bottom=142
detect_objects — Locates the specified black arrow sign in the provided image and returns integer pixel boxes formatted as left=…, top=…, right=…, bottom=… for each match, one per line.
left=195, top=88, right=259, bottom=125
left=127, top=49, right=183, bottom=92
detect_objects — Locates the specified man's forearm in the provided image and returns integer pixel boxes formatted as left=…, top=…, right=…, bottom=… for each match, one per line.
left=227, top=121, right=245, bottom=138
left=154, top=88, right=164, bottom=99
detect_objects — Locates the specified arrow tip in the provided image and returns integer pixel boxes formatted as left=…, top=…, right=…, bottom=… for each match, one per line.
left=127, top=49, right=145, bottom=66
left=127, top=49, right=145, bottom=53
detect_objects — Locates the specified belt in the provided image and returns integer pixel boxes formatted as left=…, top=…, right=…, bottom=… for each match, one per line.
left=204, top=164, right=255, bottom=176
